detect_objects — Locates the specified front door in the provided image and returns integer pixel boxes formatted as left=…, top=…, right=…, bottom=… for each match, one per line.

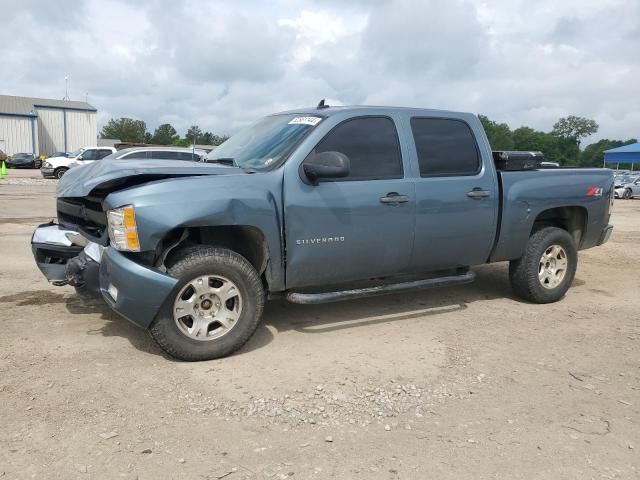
left=284, top=116, right=415, bottom=289
left=76, top=148, right=98, bottom=166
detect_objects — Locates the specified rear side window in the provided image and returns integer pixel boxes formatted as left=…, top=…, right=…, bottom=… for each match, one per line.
left=152, top=151, right=179, bottom=160
left=411, top=118, right=480, bottom=176
left=313, top=117, right=403, bottom=180
left=178, top=152, right=199, bottom=161
left=122, top=151, right=148, bottom=159
left=96, top=150, right=113, bottom=159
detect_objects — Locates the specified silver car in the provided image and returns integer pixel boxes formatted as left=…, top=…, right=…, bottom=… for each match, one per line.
left=104, top=146, right=208, bottom=162
left=614, top=175, right=640, bottom=199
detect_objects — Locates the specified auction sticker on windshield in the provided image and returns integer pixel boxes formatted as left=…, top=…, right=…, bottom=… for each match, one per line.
left=288, top=116, right=322, bottom=126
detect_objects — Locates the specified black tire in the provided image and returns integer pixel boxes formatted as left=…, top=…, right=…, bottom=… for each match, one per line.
left=623, top=189, right=632, bottom=199
left=149, top=246, right=264, bottom=361
left=509, top=227, right=577, bottom=304
left=54, top=167, right=68, bottom=179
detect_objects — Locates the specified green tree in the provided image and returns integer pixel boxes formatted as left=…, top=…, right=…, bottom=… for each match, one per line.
left=152, top=124, right=179, bottom=145
left=186, top=125, right=203, bottom=144
left=212, top=134, right=229, bottom=146
left=200, top=132, right=214, bottom=145
left=100, top=118, right=147, bottom=143
left=512, top=126, right=564, bottom=164
left=580, top=139, right=637, bottom=167
left=478, top=115, right=514, bottom=150
left=144, top=132, right=153, bottom=144
left=171, top=137, right=191, bottom=147
left=551, top=116, right=599, bottom=144
left=551, top=116, right=599, bottom=165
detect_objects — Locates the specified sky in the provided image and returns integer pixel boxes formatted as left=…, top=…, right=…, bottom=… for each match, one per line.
left=2, top=0, right=639, bottom=144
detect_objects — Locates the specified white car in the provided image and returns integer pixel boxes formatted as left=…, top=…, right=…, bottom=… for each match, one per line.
left=40, top=146, right=116, bottom=179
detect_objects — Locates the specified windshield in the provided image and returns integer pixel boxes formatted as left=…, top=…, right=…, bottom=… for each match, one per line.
left=204, top=114, right=323, bottom=170
left=68, top=148, right=84, bottom=158
left=13, top=153, right=29, bottom=159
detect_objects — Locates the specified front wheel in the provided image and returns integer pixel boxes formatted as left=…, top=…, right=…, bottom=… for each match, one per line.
left=149, top=246, right=265, bottom=361
left=509, top=226, right=577, bottom=303
left=623, top=189, right=632, bottom=199
left=54, top=167, right=68, bottom=179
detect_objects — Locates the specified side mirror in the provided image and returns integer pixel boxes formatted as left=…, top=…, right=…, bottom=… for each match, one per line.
left=302, top=151, right=350, bottom=185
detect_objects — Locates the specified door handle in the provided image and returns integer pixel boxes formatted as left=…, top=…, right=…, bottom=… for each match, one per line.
left=380, top=192, right=410, bottom=204
left=467, top=188, right=490, bottom=199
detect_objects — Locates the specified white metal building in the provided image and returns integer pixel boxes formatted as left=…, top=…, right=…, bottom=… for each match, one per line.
left=0, top=95, right=97, bottom=156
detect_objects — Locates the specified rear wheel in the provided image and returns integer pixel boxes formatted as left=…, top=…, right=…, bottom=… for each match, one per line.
left=54, top=167, right=68, bottom=179
left=149, top=246, right=264, bottom=361
left=509, top=227, right=577, bottom=303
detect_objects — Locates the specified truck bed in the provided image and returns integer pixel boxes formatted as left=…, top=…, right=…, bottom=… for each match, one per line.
left=490, top=168, right=614, bottom=262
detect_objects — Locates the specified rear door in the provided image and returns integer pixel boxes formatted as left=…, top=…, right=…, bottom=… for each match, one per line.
left=408, top=117, right=498, bottom=271
left=284, top=116, right=415, bottom=289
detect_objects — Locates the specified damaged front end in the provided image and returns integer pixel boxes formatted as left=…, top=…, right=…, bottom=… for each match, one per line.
left=32, top=222, right=104, bottom=296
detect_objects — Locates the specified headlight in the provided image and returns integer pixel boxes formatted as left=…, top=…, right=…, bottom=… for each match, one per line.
left=43, top=162, right=52, bottom=168
left=106, top=205, right=140, bottom=251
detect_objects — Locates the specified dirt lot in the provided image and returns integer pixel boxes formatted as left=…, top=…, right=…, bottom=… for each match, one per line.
left=1, top=170, right=638, bottom=479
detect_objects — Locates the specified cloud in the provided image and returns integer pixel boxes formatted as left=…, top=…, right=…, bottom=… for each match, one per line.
left=0, top=0, right=638, bottom=143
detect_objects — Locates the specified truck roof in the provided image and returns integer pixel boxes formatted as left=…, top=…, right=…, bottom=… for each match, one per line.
left=273, top=104, right=474, bottom=118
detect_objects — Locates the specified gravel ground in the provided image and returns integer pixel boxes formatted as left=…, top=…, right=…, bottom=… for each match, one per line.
left=0, top=171, right=639, bottom=479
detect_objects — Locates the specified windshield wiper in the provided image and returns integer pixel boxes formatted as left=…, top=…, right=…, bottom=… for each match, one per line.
left=205, top=157, right=235, bottom=166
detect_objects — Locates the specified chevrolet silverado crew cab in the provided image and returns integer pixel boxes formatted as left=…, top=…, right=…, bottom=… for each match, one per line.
left=31, top=104, right=614, bottom=361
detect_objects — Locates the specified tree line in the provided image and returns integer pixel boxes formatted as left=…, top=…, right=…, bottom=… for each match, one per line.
left=479, top=114, right=636, bottom=167
left=100, top=118, right=229, bottom=147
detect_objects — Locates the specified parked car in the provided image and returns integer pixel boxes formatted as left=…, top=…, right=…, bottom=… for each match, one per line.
left=103, top=147, right=207, bottom=162
left=32, top=105, right=614, bottom=361
left=40, top=147, right=116, bottom=179
left=614, top=175, right=640, bottom=199
left=7, top=152, right=41, bottom=169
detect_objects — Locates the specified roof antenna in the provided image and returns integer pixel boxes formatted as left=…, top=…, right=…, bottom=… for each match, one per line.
left=317, top=99, right=329, bottom=109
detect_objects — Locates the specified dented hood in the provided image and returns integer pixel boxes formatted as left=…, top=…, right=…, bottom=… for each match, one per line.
left=56, top=159, right=243, bottom=198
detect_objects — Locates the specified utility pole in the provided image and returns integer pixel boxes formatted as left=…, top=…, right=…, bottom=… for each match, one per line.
left=63, top=76, right=70, bottom=101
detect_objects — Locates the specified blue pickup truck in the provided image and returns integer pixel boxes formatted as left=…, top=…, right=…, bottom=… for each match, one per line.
left=32, top=104, right=614, bottom=361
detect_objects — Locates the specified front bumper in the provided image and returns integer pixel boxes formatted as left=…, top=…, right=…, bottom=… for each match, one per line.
left=40, top=167, right=55, bottom=177
left=32, top=223, right=103, bottom=293
left=99, top=247, right=178, bottom=328
left=597, top=224, right=613, bottom=246
left=32, top=223, right=178, bottom=328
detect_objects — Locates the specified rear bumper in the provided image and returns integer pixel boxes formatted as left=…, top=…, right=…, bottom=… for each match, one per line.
left=99, top=247, right=178, bottom=328
left=597, top=224, right=613, bottom=246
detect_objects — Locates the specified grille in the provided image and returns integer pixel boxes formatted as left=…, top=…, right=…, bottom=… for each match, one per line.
left=57, top=197, right=108, bottom=244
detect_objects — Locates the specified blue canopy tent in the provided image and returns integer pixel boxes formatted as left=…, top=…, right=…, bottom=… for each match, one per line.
left=603, top=142, right=640, bottom=170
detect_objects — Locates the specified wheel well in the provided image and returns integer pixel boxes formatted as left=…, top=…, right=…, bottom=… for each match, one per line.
left=164, top=225, right=270, bottom=278
left=531, top=206, right=587, bottom=247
